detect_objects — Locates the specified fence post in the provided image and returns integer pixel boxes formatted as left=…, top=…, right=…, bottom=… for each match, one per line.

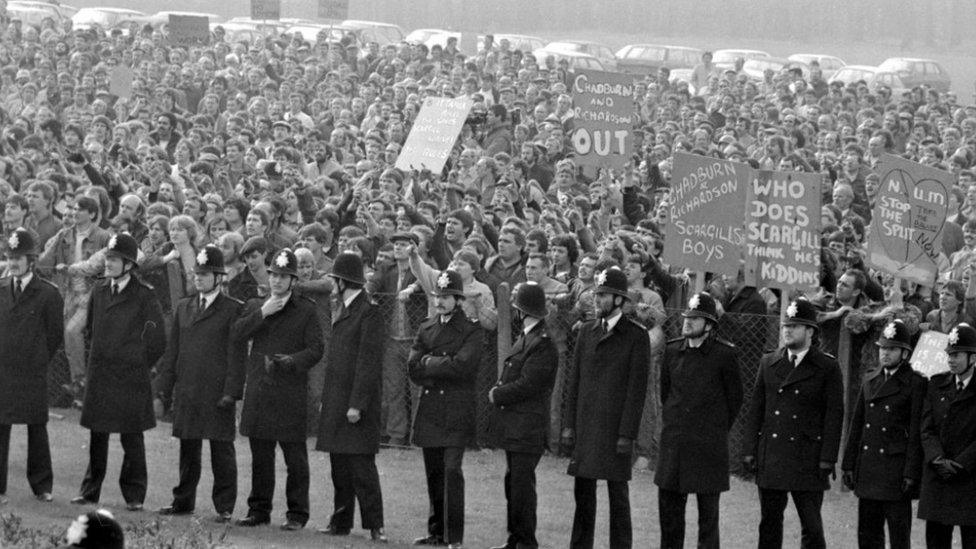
left=496, top=282, right=511, bottom=377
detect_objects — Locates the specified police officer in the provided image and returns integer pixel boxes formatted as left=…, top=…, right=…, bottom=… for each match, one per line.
left=408, top=270, right=483, bottom=549
left=656, top=292, right=743, bottom=549
left=487, top=282, right=558, bottom=549
left=842, top=319, right=926, bottom=549
left=561, top=267, right=650, bottom=549
left=918, top=322, right=976, bottom=548
left=742, top=298, right=844, bottom=549
left=315, top=252, right=387, bottom=542
left=0, top=229, right=63, bottom=504
left=73, top=233, right=166, bottom=511
left=154, top=245, right=246, bottom=522
left=234, top=248, right=324, bottom=530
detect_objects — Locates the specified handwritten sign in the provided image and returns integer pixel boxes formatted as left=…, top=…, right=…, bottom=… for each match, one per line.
left=167, top=14, right=210, bottom=46
left=661, top=152, right=747, bottom=276
left=318, top=0, right=349, bottom=20
left=868, top=154, right=951, bottom=286
left=910, top=331, right=950, bottom=378
left=251, top=0, right=281, bottom=20
left=744, top=170, right=821, bottom=290
left=396, top=96, right=473, bottom=175
left=570, top=70, right=634, bottom=171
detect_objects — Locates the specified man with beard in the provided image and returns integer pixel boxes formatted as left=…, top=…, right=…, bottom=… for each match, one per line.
left=743, top=298, right=844, bottom=549
left=234, top=248, right=324, bottom=530
left=917, top=323, right=976, bottom=547
left=154, top=246, right=246, bottom=522
left=655, top=292, right=743, bottom=549
left=561, top=267, right=649, bottom=548
left=408, top=270, right=483, bottom=548
left=842, top=320, right=926, bottom=549
left=487, top=282, right=558, bottom=549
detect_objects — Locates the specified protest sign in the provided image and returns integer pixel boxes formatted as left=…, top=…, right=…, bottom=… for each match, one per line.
left=318, top=0, right=350, bottom=20
left=395, top=96, right=473, bottom=175
left=910, top=330, right=950, bottom=378
left=109, top=66, right=133, bottom=99
left=251, top=0, right=281, bottom=20
left=868, top=154, right=951, bottom=286
left=660, top=152, right=747, bottom=277
left=168, top=14, right=210, bottom=46
left=569, top=70, right=634, bottom=172
left=743, top=170, right=821, bottom=290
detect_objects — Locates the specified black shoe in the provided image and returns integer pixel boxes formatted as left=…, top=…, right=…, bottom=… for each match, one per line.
left=126, top=502, right=144, bottom=512
left=371, top=528, right=389, bottom=542
left=158, top=505, right=193, bottom=516
left=235, top=515, right=269, bottom=527
left=280, top=519, right=304, bottom=531
left=214, top=512, right=233, bottom=523
left=317, top=524, right=350, bottom=536
left=35, top=492, right=53, bottom=502
left=414, top=535, right=446, bottom=546
left=70, top=496, right=96, bottom=505
left=489, top=545, right=513, bottom=549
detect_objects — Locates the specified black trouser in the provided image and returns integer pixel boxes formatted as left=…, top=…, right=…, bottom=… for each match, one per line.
left=79, top=431, right=146, bottom=504
left=0, top=423, right=52, bottom=495
left=658, top=488, right=720, bottom=549
left=245, top=438, right=308, bottom=524
left=422, top=446, right=465, bottom=544
left=504, top=451, right=542, bottom=549
left=328, top=453, right=384, bottom=530
left=570, top=477, right=631, bottom=549
left=758, top=488, right=825, bottom=549
left=856, top=497, right=911, bottom=549
left=925, top=521, right=976, bottom=549
left=171, top=439, right=236, bottom=514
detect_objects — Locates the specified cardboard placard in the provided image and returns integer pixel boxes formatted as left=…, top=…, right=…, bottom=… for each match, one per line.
left=868, top=154, right=951, bottom=286
left=395, top=96, right=473, bottom=174
left=744, top=170, right=822, bottom=290
left=910, top=330, right=950, bottom=378
left=109, top=66, right=133, bottom=99
left=318, top=0, right=350, bottom=20
left=569, top=70, right=634, bottom=172
left=660, top=152, right=747, bottom=277
left=251, top=0, right=281, bottom=20
left=167, top=14, right=210, bottom=46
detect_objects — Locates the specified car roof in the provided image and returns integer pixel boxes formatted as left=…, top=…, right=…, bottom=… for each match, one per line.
left=74, top=7, right=144, bottom=14
left=621, top=43, right=701, bottom=51
left=836, top=64, right=878, bottom=72
left=881, top=57, right=938, bottom=62
left=341, top=19, right=400, bottom=29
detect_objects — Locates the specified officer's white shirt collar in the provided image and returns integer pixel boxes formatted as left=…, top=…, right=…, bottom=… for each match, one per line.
left=343, top=289, right=363, bottom=308
left=112, top=274, right=131, bottom=293
left=523, top=317, right=541, bottom=335
left=199, top=287, right=220, bottom=309
left=602, top=311, right=623, bottom=332
left=15, top=271, right=32, bottom=289
left=957, top=373, right=974, bottom=390
left=788, top=347, right=810, bottom=366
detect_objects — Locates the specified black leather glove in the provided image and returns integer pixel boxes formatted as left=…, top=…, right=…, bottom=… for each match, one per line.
left=272, top=354, right=295, bottom=374
left=819, top=462, right=836, bottom=482
left=933, top=458, right=956, bottom=480
left=901, top=477, right=917, bottom=494
left=742, top=455, right=757, bottom=473
left=216, top=395, right=235, bottom=409
left=615, top=437, right=634, bottom=455
left=560, top=428, right=575, bottom=453
left=842, top=470, right=855, bottom=490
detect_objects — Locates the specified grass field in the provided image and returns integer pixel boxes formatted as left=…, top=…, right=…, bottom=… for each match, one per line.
left=0, top=408, right=934, bottom=548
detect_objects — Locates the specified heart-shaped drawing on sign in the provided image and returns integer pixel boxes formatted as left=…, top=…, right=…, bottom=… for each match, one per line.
left=876, top=167, right=948, bottom=265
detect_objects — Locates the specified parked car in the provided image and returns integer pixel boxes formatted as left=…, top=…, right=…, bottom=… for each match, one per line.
left=741, top=57, right=810, bottom=81
left=614, top=44, right=704, bottom=75
left=337, top=19, right=404, bottom=46
left=828, top=65, right=910, bottom=97
left=540, top=40, right=617, bottom=71
left=71, top=7, right=148, bottom=32
left=406, top=28, right=454, bottom=45
left=531, top=49, right=607, bottom=73
left=9, top=1, right=69, bottom=24
left=877, top=57, right=951, bottom=93
left=712, top=48, right=770, bottom=70
left=148, top=11, right=222, bottom=26
left=284, top=23, right=343, bottom=43
left=8, top=5, right=60, bottom=27
left=482, top=33, right=546, bottom=54
left=787, top=53, right=846, bottom=78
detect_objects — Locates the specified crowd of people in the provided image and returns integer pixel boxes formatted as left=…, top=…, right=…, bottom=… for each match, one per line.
left=0, top=5, right=976, bottom=548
